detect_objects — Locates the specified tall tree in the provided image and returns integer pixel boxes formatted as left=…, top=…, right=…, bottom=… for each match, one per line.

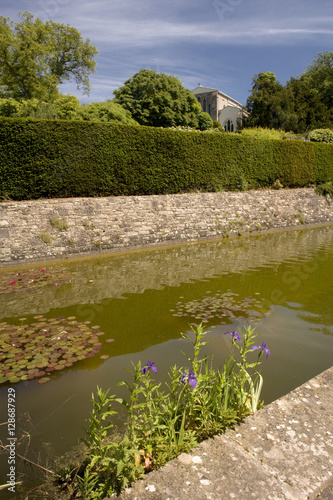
left=301, top=51, right=333, bottom=109
left=0, top=11, right=98, bottom=100
left=245, top=69, right=332, bottom=133
left=286, top=77, right=332, bottom=132
left=245, top=72, right=295, bottom=130
left=113, top=69, right=201, bottom=128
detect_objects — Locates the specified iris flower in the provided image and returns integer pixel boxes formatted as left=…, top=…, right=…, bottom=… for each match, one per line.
left=142, top=360, right=158, bottom=374
left=181, top=369, right=197, bottom=389
left=251, top=342, right=270, bottom=358
left=224, top=330, right=241, bottom=342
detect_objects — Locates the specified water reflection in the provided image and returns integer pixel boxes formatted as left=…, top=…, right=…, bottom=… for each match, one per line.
left=0, top=225, right=332, bottom=487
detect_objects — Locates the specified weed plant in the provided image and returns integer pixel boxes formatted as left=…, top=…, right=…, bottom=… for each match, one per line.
left=49, top=216, right=69, bottom=231
left=56, top=324, right=270, bottom=498
left=315, top=181, right=333, bottom=199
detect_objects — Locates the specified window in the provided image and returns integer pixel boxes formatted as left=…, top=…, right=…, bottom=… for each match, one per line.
left=208, top=103, right=211, bottom=115
left=203, top=99, right=206, bottom=112
left=224, top=119, right=234, bottom=132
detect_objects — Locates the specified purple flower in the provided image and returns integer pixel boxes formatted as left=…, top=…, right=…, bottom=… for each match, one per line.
left=224, top=330, right=241, bottom=342
left=181, top=369, right=197, bottom=389
left=142, top=361, right=158, bottom=374
left=251, top=342, right=270, bottom=358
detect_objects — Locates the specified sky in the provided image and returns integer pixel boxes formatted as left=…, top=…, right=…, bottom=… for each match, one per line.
left=1, top=0, right=333, bottom=106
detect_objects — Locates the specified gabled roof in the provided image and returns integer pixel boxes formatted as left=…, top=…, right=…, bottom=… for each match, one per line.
left=191, top=85, right=244, bottom=109
left=191, top=86, right=218, bottom=95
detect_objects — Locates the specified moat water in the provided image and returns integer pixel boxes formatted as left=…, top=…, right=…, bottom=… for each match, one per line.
left=0, top=224, right=332, bottom=492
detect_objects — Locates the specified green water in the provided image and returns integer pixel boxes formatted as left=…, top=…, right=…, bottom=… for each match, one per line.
left=0, top=225, right=332, bottom=492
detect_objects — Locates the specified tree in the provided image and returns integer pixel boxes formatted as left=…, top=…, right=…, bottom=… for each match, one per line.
left=0, top=95, right=80, bottom=119
left=77, top=100, right=138, bottom=124
left=113, top=69, right=201, bottom=128
left=0, top=11, right=98, bottom=100
left=0, top=96, right=139, bottom=124
left=301, top=52, right=333, bottom=109
left=286, top=77, right=331, bottom=132
left=245, top=72, right=295, bottom=130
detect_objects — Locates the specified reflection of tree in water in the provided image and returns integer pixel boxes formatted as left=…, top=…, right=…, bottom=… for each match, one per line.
left=279, top=247, right=333, bottom=336
left=0, top=267, right=76, bottom=294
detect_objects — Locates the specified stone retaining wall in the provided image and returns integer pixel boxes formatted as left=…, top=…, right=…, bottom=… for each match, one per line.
left=0, top=188, right=332, bottom=265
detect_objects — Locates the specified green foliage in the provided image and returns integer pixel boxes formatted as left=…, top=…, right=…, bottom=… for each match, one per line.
left=113, top=69, right=201, bottom=128
left=80, top=388, right=142, bottom=497
left=245, top=64, right=333, bottom=133
left=301, top=52, right=333, bottom=109
left=315, top=181, right=333, bottom=198
left=0, top=11, right=98, bottom=100
left=0, top=95, right=81, bottom=120
left=0, top=96, right=137, bottom=124
left=77, top=100, right=138, bottom=124
left=245, top=72, right=292, bottom=130
left=37, top=232, right=52, bottom=244
left=1, top=118, right=333, bottom=201
left=286, top=77, right=332, bottom=132
left=213, top=120, right=225, bottom=132
left=49, top=216, right=69, bottom=231
left=308, top=129, right=333, bottom=143
left=62, top=325, right=269, bottom=498
left=198, top=112, right=213, bottom=131
left=239, top=127, right=290, bottom=140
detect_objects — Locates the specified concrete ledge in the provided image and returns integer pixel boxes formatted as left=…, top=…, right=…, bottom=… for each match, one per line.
left=116, top=366, right=333, bottom=499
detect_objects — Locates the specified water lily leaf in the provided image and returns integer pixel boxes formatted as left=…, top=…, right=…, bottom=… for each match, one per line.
left=172, top=290, right=268, bottom=326
left=38, top=377, right=50, bottom=384
left=0, top=315, right=105, bottom=385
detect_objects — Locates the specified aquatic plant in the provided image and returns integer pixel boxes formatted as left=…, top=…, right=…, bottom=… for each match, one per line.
left=172, top=290, right=270, bottom=325
left=0, top=267, right=75, bottom=294
left=0, top=316, right=105, bottom=384
left=59, top=324, right=270, bottom=498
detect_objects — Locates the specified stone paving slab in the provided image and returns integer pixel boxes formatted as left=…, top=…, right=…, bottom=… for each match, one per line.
left=115, top=367, right=333, bottom=500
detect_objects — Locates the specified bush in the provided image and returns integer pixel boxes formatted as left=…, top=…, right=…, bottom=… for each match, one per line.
left=0, top=118, right=332, bottom=201
left=239, top=127, right=289, bottom=140
left=308, top=129, right=333, bottom=143
left=315, top=181, right=333, bottom=198
left=198, top=112, right=213, bottom=131
left=212, top=120, right=225, bottom=132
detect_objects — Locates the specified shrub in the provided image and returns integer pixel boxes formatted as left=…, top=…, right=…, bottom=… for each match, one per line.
left=315, top=181, right=333, bottom=198
left=239, top=127, right=289, bottom=140
left=308, top=129, right=333, bottom=143
left=212, top=120, right=225, bottom=132
left=0, top=118, right=332, bottom=201
left=198, top=112, right=213, bottom=131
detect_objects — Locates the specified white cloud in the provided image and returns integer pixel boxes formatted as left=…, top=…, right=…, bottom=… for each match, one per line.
left=2, top=0, right=333, bottom=105
left=73, top=12, right=333, bottom=50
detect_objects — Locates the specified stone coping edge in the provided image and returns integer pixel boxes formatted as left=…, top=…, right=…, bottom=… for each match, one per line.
left=115, top=366, right=333, bottom=499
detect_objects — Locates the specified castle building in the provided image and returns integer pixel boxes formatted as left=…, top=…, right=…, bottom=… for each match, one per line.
left=191, top=85, right=248, bottom=132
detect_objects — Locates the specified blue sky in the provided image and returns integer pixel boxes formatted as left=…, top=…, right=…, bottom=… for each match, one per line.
left=2, top=0, right=333, bottom=106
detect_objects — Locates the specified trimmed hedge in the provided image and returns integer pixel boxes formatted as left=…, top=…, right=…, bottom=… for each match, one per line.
left=0, top=118, right=333, bottom=200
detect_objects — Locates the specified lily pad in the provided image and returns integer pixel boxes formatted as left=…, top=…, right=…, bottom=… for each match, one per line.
left=0, top=267, right=79, bottom=295
left=0, top=315, right=106, bottom=385
left=172, top=290, right=269, bottom=325
left=38, top=377, right=51, bottom=384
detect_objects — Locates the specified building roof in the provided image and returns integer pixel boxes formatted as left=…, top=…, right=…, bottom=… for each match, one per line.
left=191, top=85, right=244, bottom=109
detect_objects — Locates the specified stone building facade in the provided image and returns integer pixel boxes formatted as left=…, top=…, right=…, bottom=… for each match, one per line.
left=192, top=85, right=248, bottom=131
